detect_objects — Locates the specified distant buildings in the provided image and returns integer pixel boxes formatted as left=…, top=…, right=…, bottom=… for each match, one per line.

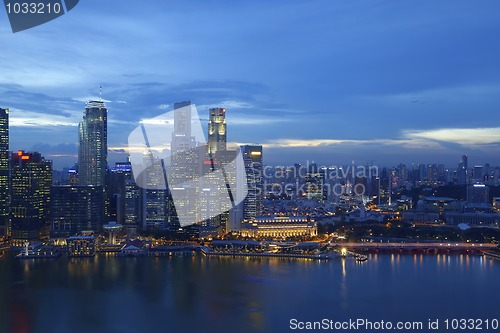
left=10, top=151, right=52, bottom=244
left=493, top=197, right=500, bottom=211
left=0, top=108, right=8, bottom=238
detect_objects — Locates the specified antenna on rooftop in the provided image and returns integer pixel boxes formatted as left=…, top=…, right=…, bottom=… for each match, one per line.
left=99, top=85, right=103, bottom=101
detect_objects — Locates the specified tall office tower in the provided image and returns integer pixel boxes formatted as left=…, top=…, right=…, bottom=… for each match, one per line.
left=305, top=162, right=324, bottom=200
left=171, top=101, right=197, bottom=183
left=141, top=153, right=167, bottom=230
left=462, top=154, right=468, bottom=171
left=418, top=164, right=428, bottom=181
left=467, top=183, right=490, bottom=205
left=204, top=107, right=235, bottom=233
left=208, top=108, right=226, bottom=155
left=462, top=154, right=469, bottom=184
left=457, top=161, right=467, bottom=185
left=169, top=101, right=198, bottom=228
left=397, top=163, right=407, bottom=183
left=0, top=108, right=9, bottom=237
left=10, top=151, right=52, bottom=244
left=241, top=145, right=263, bottom=221
left=473, top=165, right=484, bottom=183
left=78, top=101, right=108, bottom=187
left=50, top=185, right=104, bottom=238
left=437, top=164, right=445, bottom=182
left=111, top=161, right=143, bottom=235
left=107, top=161, right=142, bottom=234
left=107, top=164, right=126, bottom=224
left=428, top=164, right=438, bottom=182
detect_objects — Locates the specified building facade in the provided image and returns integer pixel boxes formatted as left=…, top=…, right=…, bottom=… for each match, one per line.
left=241, top=216, right=318, bottom=239
left=0, top=108, right=9, bottom=238
left=50, top=185, right=104, bottom=238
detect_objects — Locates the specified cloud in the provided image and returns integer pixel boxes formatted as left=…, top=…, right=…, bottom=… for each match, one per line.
left=228, top=115, right=293, bottom=126
left=262, top=138, right=442, bottom=149
left=198, top=100, right=253, bottom=110
left=9, top=107, right=80, bottom=127
left=72, top=97, right=112, bottom=103
left=403, top=127, right=500, bottom=146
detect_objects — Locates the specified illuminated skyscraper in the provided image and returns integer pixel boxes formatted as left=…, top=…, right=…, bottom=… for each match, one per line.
left=168, top=101, right=197, bottom=228
left=171, top=101, right=197, bottom=185
left=78, top=101, right=108, bottom=187
left=0, top=108, right=8, bottom=237
left=241, top=145, right=263, bottom=221
left=208, top=108, right=226, bottom=155
left=10, top=151, right=52, bottom=243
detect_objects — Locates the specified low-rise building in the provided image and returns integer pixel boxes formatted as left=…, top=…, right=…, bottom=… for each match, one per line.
left=241, top=216, right=317, bottom=239
left=67, top=234, right=95, bottom=257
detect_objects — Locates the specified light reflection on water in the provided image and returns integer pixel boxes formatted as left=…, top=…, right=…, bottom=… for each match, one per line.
left=0, top=254, right=498, bottom=333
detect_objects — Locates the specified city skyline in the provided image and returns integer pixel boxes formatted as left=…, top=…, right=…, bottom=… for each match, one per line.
left=1, top=1, right=500, bottom=168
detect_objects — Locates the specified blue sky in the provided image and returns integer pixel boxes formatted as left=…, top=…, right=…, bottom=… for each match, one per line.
left=1, top=0, right=500, bottom=169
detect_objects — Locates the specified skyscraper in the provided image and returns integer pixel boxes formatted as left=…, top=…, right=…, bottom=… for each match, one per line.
left=0, top=108, right=8, bottom=237
left=142, top=153, right=167, bottom=230
left=241, top=145, right=263, bottom=221
left=78, top=101, right=108, bottom=187
left=168, top=101, right=197, bottom=228
left=208, top=108, right=226, bottom=155
left=109, top=161, right=142, bottom=235
left=11, top=151, right=52, bottom=244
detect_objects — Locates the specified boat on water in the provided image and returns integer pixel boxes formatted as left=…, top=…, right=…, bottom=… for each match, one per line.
left=356, top=255, right=368, bottom=262
left=15, top=243, right=61, bottom=259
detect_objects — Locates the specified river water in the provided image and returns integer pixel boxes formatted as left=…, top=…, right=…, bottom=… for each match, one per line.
left=0, top=253, right=498, bottom=333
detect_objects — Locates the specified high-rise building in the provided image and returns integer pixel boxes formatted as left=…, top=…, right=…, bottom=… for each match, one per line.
left=78, top=101, right=108, bottom=187
left=241, top=145, right=263, bottom=221
left=208, top=108, right=226, bottom=155
left=142, top=153, right=167, bottom=230
left=462, top=154, right=468, bottom=172
left=50, top=185, right=104, bottom=238
left=0, top=108, right=9, bottom=238
left=305, top=162, right=325, bottom=200
left=169, top=101, right=197, bottom=228
left=10, top=151, right=52, bottom=244
left=473, top=165, right=484, bottom=183
left=110, top=161, right=142, bottom=235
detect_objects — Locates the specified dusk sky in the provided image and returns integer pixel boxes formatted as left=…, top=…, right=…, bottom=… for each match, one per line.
left=1, top=0, right=500, bottom=169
